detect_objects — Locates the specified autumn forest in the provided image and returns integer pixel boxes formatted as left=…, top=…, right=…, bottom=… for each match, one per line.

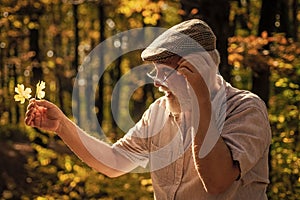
left=0, top=0, right=299, bottom=199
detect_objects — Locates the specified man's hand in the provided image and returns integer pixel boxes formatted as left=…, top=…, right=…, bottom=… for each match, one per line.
left=176, top=55, right=211, bottom=104
left=25, top=99, right=64, bottom=133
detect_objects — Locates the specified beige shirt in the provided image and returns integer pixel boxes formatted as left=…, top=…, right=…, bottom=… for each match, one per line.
left=113, top=83, right=272, bottom=200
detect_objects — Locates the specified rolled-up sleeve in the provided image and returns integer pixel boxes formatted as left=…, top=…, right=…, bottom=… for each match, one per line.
left=113, top=122, right=150, bottom=168
left=113, top=98, right=169, bottom=168
left=221, top=97, right=272, bottom=179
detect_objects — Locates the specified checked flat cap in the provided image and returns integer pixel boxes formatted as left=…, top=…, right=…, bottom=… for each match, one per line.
left=141, top=19, right=217, bottom=62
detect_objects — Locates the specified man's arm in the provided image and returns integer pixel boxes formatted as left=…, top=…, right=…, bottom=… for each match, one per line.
left=25, top=99, right=138, bottom=177
left=193, top=86, right=240, bottom=194
left=177, top=59, right=240, bottom=194
left=56, top=116, right=139, bottom=177
left=192, top=100, right=240, bottom=194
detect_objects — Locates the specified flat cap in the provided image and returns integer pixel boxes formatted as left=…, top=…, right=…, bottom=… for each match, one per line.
left=141, top=19, right=216, bottom=62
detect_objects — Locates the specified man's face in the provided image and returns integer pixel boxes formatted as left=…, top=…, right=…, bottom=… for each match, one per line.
left=150, top=57, right=191, bottom=113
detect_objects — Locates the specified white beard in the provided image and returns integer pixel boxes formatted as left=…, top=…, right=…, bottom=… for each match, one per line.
left=166, top=94, right=181, bottom=114
left=159, top=85, right=192, bottom=115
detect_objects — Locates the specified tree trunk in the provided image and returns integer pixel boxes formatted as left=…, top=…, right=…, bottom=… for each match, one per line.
left=72, top=3, right=81, bottom=125
left=96, top=2, right=105, bottom=127
left=292, top=0, right=298, bottom=41
left=52, top=1, right=65, bottom=113
left=255, top=0, right=286, bottom=107
left=110, top=55, right=122, bottom=129
left=258, top=0, right=277, bottom=34
left=250, top=56, right=270, bottom=106
left=29, top=16, right=43, bottom=87
left=256, top=0, right=296, bottom=104
left=0, top=41, right=4, bottom=119
left=12, top=63, right=20, bottom=124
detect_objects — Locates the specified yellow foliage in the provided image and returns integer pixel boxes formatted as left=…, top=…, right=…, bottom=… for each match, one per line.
left=13, top=20, right=22, bottom=28
left=140, top=178, right=152, bottom=186
left=117, top=0, right=162, bottom=26
left=278, top=115, right=285, bottom=123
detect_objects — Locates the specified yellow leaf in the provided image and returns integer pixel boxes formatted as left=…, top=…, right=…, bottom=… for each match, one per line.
left=14, top=84, right=32, bottom=104
left=36, top=81, right=46, bottom=99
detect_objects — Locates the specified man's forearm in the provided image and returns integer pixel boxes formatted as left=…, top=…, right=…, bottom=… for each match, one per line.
left=192, top=101, right=240, bottom=194
left=56, top=117, right=136, bottom=177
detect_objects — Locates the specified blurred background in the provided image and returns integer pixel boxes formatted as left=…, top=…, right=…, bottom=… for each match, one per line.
left=0, top=0, right=299, bottom=199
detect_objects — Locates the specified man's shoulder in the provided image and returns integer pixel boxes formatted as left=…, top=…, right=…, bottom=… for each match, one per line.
left=225, top=83, right=268, bottom=115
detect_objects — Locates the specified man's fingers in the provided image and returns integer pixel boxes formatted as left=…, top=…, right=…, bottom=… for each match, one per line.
left=177, top=67, right=192, bottom=77
left=31, top=112, right=42, bottom=128
left=25, top=112, right=39, bottom=127
left=178, top=60, right=198, bottom=73
left=25, top=103, right=46, bottom=127
left=36, top=106, right=47, bottom=115
left=178, top=57, right=186, bottom=66
left=27, top=101, right=36, bottom=110
left=25, top=106, right=36, bottom=125
left=29, top=98, right=36, bottom=104
left=24, top=115, right=32, bottom=126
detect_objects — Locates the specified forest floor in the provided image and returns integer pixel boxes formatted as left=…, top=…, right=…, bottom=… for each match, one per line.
left=0, top=127, right=154, bottom=200
left=0, top=136, right=34, bottom=198
left=0, top=128, right=72, bottom=199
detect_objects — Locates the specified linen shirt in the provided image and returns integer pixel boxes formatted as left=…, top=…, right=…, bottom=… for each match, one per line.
left=113, top=82, right=272, bottom=200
